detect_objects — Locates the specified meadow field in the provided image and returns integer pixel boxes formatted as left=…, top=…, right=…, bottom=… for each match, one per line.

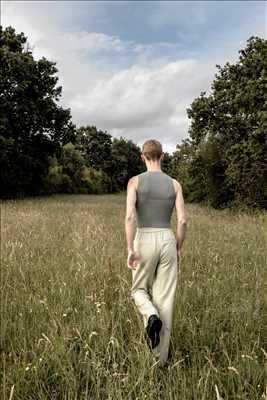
left=1, top=194, right=267, bottom=400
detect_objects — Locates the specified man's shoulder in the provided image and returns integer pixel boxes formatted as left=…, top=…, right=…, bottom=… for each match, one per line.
left=128, top=171, right=146, bottom=188
left=127, top=176, right=136, bottom=185
left=127, top=175, right=138, bottom=189
left=170, top=178, right=182, bottom=194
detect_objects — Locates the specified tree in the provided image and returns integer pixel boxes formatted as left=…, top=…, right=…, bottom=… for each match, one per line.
left=110, top=137, right=143, bottom=190
left=161, top=151, right=173, bottom=175
left=186, top=36, right=267, bottom=209
left=75, top=126, right=113, bottom=174
left=171, top=139, right=196, bottom=200
left=0, top=25, right=76, bottom=198
left=44, top=143, right=112, bottom=194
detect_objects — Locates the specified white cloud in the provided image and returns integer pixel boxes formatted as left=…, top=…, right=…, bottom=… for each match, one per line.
left=1, top=1, right=236, bottom=154
left=70, top=59, right=209, bottom=128
left=64, top=57, right=215, bottom=153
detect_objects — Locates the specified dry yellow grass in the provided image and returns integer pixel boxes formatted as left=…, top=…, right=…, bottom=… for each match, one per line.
left=1, top=194, right=267, bottom=399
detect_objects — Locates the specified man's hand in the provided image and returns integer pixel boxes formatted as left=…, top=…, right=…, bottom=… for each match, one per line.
left=127, top=249, right=140, bottom=270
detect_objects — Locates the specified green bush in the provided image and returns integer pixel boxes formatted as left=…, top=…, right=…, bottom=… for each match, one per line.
left=44, top=164, right=73, bottom=193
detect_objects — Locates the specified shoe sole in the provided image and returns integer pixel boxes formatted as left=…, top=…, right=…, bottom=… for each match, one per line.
left=146, top=318, right=162, bottom=349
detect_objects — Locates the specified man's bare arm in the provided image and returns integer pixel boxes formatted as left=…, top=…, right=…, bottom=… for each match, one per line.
left=125, top=177, right=137, bottom=252
left=173, top=179, right=188, bottom=250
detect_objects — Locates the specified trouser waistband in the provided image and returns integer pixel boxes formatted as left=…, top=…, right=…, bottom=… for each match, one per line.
left=136, top=227, right=172, bottom=232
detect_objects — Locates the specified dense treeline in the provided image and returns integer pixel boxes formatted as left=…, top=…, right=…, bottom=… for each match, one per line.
left=44, top=128, right=144, bottom=194
left=183, top=36, right=267, bottom=209
left=0, top=25, right=266, bottom=209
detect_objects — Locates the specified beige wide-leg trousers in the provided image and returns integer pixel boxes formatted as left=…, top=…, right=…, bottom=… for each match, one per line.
left=130, top=227, right=179, bottom=366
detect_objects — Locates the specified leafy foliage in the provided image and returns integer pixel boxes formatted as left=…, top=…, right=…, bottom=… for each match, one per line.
left=1, top=25, right=266, bottom=210
left=186, top=36, right=267, bottom=209
left=0, top=26, right=75, bottom=198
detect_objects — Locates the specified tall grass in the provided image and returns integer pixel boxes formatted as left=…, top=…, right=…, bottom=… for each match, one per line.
left=1, top=194, right=267, bottom=399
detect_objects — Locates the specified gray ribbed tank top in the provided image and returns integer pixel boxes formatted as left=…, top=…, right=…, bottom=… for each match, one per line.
left=135, top=171, right=176, bottom=228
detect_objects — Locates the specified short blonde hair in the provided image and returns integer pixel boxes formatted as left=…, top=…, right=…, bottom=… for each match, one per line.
left=142, top=139, right=163, bottom=161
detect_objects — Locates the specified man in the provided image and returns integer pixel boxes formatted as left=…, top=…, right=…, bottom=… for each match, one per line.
left=125, top=139, right=188, bottom=367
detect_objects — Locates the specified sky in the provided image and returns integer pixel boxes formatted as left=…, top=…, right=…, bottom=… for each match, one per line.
left=2, top=0, right=266, bottom=154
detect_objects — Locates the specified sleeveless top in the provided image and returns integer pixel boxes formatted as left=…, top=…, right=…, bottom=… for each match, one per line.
left=135, top=171, right=176, bottom=228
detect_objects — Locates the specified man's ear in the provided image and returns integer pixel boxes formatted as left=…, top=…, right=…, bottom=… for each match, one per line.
left=160, top=152, right=164, bottom=161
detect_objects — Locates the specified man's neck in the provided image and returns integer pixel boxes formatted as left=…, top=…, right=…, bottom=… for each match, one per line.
left=146, top=164, right=162, bottom=172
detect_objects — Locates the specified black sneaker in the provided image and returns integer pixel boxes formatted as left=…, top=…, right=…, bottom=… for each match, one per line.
left=145, top=314, right=162, bottom=350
